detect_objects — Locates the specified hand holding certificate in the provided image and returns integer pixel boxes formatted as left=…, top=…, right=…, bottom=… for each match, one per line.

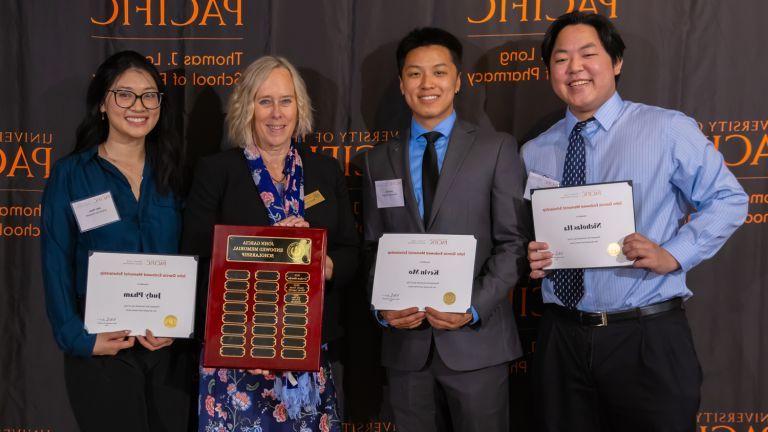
left=531, top=181, right=636, bottom=269
left=84, top=252, right=198, bottom=338
left=371, top=234, right=477, bottom=313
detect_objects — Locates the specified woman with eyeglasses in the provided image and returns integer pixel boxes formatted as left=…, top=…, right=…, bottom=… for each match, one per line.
left=40, top=50, right=193, bottom=432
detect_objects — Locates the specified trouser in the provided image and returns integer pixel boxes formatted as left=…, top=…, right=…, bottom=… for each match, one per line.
left=64, top=342, right=195, bottom=432
left=532, top=304, right=702, bottom=432
left=387, top=342, right=510, bottom=432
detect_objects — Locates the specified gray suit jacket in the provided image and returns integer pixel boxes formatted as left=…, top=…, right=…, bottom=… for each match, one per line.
left=363, top=120, right=531, bottom=372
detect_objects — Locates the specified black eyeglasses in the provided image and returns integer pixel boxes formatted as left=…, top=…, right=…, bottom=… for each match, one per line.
left=108, top=89, right=163, bottom=110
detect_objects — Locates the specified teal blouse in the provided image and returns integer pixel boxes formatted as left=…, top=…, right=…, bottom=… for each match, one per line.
left=41, top=146, right=181, bottom=356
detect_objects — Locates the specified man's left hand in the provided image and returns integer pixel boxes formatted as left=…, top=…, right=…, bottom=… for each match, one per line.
left=425, top=307, right=472, bottom=330
left=622, top=233, right=680, bottom=275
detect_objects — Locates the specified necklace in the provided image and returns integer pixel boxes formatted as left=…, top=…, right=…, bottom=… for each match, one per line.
left=100, top=144, right=144, bottom=200
left=101, top=144, right=144, bottom=177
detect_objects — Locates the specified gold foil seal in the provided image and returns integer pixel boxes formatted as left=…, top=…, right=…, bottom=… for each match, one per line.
left=443, top=292, right=456, bottom=305
left=163, top=315, right=178, bottom=328
left=287, top=239, right=311, bottom=264
left=607, top=242, right=621, bottom=257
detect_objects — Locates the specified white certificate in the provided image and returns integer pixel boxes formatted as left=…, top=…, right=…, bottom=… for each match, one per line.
left=531, top=181, right=635, bottom=269
left=84, top=252, right=198, bottom=338
left=371, top=234, right=477, bottom=313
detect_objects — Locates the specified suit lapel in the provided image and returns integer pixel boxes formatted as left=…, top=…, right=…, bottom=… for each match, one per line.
left=427, top=120, right=475, bottom=228
left=387, top=131, right=424, bottom=231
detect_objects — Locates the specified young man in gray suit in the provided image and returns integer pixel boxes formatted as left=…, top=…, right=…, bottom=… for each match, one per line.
left=362, top=27, right=530, bottom=432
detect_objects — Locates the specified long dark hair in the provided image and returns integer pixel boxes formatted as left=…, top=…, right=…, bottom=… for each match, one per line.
left=74, top=50, right=186, bottom=197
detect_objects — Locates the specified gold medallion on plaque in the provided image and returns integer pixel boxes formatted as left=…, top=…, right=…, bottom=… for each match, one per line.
left=443, top=292, right=456, bottom=305
left=287, top=239, right=311, bottom=264
left=606, top=242, right=621, bottom=257
left=163, top=315, right=178, bottom=328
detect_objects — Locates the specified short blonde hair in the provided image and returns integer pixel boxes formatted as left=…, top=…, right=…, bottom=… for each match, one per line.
left=227, top=56, right=313, bottom=148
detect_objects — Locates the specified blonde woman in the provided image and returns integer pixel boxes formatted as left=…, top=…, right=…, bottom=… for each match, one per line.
left=182, top=56, right=358, bottom=432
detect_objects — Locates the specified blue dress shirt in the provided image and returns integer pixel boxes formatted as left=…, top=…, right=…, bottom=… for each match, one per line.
left=41, top=146, right=182, bottom=356
left=409, top=112, right=456, bottom=218
left=521, top=92, right=748, bottom=312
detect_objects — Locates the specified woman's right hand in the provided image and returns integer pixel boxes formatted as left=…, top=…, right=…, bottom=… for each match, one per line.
left=92, top=330, right=135, bottom=356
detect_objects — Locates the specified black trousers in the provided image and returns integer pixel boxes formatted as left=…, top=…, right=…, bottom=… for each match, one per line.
left=532, top=305, right=702, bottom=432
left=387, top=341, right=510, bottom=432
left=64, top=342, right=195, bottom=432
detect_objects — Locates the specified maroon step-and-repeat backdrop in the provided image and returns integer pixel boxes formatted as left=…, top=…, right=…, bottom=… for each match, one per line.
left=1, top=1, right=766, bottom=431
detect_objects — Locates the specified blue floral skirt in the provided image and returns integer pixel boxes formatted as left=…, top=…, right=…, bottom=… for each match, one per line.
left=198, top=354, right=340, bottom=432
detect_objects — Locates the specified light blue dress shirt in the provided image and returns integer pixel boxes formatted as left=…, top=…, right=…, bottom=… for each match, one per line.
left=409, top=111, right=456, bottom=218
left=521, top=92, right=748, bottom=312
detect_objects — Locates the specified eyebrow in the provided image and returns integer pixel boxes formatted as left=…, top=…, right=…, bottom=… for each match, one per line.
left=405, top=63, right=450, bottom=69
left=114, top=85, right=158, bottom=91
left=554, top=42, right=598, bottom=55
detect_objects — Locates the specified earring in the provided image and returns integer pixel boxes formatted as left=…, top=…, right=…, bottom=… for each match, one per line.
left=101, top=112, right=105, bottom=121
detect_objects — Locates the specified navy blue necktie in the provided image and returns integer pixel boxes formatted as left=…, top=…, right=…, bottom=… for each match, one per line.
left=551, top=118, right=593, bottom=309
left=421, top=131, right=442, bottom=227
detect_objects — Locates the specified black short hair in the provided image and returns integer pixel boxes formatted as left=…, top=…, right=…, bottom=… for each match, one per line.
left=396, top=27, right=463, bottom=76
left=541, top=12, right=625, bottom=71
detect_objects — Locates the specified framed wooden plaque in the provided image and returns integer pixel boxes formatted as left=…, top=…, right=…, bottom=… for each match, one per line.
left=202, top=225, right=326, bottom=372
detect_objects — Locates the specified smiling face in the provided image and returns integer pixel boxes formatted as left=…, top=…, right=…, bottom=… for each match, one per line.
left=101, top=68, right=161, bottom=144
left=399, top=44, right=461, bottom=130
left=252, top=67, right=298, bottom=151
left=549, top=24, right=623, bottom=120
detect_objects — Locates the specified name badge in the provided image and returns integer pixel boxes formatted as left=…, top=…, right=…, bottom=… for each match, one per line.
left=304, top=190, right=325, bottom=209
left=375, top=179, right=405, bottom=208
left=70, top=191, right=121, bottom=232
left=524, top=171, right=560, bottom=200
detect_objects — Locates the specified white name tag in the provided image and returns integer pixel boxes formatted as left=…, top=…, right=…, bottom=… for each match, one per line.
left=71, top=192, right=121, bottom=232
left=375, top=179, right=405, bottom=208
left=524, top=171, right=560, bottom=200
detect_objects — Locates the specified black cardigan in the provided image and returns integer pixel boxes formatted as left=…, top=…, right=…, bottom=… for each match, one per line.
left=181, top=146, right=360, bottom=343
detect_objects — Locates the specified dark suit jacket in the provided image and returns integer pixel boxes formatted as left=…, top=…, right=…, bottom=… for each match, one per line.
left=363, top=120, right=530, bottom=372
left=181, top=147, right=359, bottom=343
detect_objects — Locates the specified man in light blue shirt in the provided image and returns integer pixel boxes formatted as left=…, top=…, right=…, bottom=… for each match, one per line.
left=524, top=12, right=747, bottom=432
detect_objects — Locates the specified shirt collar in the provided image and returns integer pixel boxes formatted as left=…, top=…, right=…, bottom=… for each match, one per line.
left=82, top=145, right=100, bottom=160
left=84, top=143, right=154, bottom=181
left=564, top=91, right=624, bottom=137
left=411, top=111, right=457, bottom=142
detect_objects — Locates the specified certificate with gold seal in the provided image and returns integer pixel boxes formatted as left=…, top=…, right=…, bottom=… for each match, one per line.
left=530, top=181, right=636, bottom=269
left=203, top=225, right=327, bottom=372
left=371, top=234, right=477, bottom=313
left=84, top=252, right=198, bottom=338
